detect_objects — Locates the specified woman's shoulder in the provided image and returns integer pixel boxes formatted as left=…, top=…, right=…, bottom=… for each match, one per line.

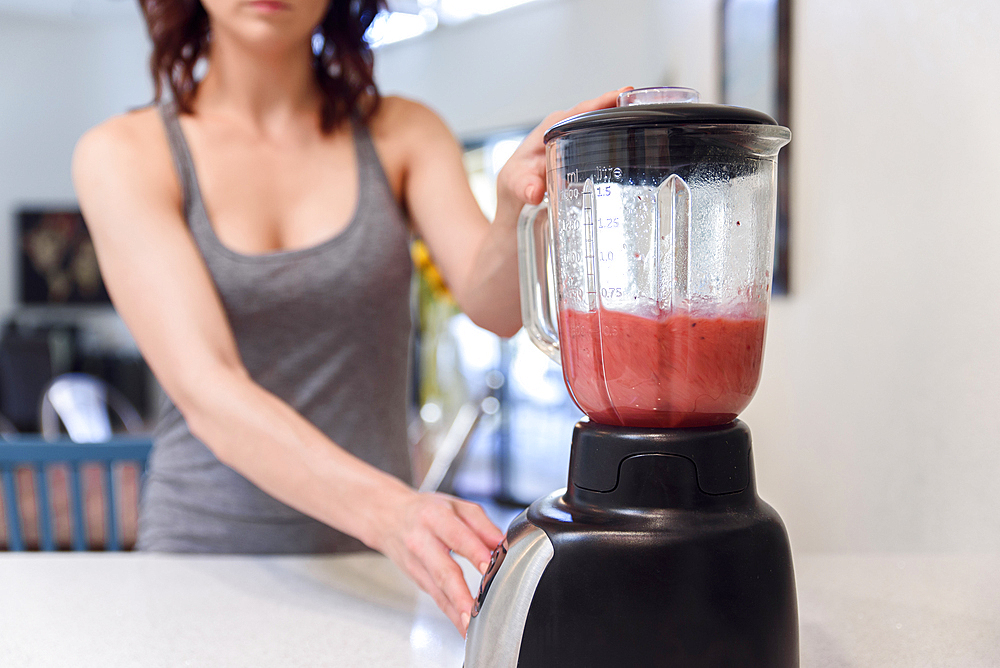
left=368, top=95, right=455, bottom=146
left=73, top=105, right=183, bottom=229
left=73, top=105, right=180, bottom=205
left=372, top=95, right=440, bottom=124
left=75, top=105, right=170, bottom=168
left=76, top=104, right=165, bottom=156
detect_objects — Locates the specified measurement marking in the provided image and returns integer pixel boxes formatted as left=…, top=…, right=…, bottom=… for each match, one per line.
left=582, top=179, right=597, bottom=311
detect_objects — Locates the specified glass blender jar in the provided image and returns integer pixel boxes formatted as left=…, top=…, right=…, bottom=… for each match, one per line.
left=519, top=87, right=791, bottom=427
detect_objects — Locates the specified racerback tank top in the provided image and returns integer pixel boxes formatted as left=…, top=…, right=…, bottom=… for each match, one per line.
left=137, top=101, right=414, bottom=553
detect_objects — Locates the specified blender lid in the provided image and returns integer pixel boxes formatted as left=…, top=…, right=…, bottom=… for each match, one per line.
left=544, top=87, right=779, bottom=142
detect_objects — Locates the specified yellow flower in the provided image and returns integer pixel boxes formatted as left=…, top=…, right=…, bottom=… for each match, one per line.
left=411, top=239, right=453, bottom=301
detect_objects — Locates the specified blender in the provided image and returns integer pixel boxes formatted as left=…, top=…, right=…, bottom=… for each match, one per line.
left=464, top=88, right=796, bottom=667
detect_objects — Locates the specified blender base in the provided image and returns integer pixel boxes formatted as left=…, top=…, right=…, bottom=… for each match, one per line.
left=465, top=419, right=798, bottom=668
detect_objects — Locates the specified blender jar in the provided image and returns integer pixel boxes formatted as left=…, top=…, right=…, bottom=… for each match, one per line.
left=518, top=87, right=790, bottom=428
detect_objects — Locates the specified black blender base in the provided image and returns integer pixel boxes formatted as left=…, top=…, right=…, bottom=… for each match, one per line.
left=470, top=420, right=799, bottom=668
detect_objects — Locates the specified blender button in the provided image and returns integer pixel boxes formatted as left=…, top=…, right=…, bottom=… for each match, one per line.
left=473, top=542, right=508, bottom=617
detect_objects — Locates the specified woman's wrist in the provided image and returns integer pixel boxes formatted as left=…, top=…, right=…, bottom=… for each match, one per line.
left=353, top=474, right=416, bottom=551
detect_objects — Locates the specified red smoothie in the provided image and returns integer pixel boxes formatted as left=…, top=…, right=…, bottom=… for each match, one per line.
left=558, top=307, right=767, bottom=428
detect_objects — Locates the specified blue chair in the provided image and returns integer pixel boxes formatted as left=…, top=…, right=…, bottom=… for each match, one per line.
left=0, top=435, right=152, bottom=551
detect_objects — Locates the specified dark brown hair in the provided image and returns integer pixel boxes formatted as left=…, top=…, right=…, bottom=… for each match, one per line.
left=139, top=0, right=384, bottom=132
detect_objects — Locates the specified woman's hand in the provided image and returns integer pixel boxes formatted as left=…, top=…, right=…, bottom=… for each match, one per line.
left=495, top=87, right=632, bottom=224
left=369, top=485, right=505, bottom=636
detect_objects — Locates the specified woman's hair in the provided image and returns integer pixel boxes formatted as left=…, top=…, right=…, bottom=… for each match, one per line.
left=139, top=0, right=384, bottom=132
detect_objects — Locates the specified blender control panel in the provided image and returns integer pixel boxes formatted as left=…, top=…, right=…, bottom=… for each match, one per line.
left=472, top=539, right=508, bottom=617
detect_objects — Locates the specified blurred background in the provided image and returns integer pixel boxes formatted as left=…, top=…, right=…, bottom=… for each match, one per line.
left=0, top=0, right=997, bottom=554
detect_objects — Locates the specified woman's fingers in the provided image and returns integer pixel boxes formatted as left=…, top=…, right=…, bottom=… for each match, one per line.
left=386, top=493, right=508, bottom=635
left=426, top=534, right=476, bottom=614
left=399, top=493, right=507, bottom=634
left=570, top=86, right=632, bottom=115
left=404, top=551, right=465, bottom=634
left=500, top=151, right=547, bottom=204
left=503, top=86, right=632, bottom=204
left=453, top=499, right=505, bottom=550
left=523, top=176, right=546, bottom=205
left=412, top=528, right=476, bottom=630
left=437, top=503, right=503, bottom=573
left=434, top=505, right=495, bottom=574
left=527, top=86, right=632, bottom=144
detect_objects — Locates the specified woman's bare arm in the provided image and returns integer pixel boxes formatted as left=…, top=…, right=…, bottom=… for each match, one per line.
left=393, top=89, right=628, bottom=337
left=72, top=110, right=503, bottom=634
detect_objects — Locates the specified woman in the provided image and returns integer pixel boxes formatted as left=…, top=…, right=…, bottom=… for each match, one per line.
left=72, top=0, right=623, bottom=634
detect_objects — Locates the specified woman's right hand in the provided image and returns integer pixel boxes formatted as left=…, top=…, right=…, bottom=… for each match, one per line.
left=369, top=486, right=505, bottom=636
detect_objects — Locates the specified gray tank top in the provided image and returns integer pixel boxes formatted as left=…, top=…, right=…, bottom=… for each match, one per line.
left=137, top=102, right=414, bottom=553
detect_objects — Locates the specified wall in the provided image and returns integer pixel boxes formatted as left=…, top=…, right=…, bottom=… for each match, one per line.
left=743, top=0, right=1000, bottom=552
left=374, top=0, right=720, bottom=138
left=0, top=9, right=151, bottom=322
left=378, top=0, right=1000, bottom=552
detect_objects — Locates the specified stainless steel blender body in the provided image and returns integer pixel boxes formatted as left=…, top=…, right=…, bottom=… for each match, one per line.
left=465, top=421, right=798, bottom=668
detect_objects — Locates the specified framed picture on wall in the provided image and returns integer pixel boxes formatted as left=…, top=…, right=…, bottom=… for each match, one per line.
left=17, top=208, right=111, bottom=306
left=721, top=0, right=792, bottom=295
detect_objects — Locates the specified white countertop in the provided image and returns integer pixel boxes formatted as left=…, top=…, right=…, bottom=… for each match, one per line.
left=0, top=552, right=997, bottom=667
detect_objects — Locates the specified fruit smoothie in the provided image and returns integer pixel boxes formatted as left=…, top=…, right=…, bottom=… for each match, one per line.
left=558, top=307, right=767, bottom=428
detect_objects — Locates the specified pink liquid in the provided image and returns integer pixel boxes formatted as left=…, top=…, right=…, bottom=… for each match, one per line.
left=558, top=308, right=767, bottom=428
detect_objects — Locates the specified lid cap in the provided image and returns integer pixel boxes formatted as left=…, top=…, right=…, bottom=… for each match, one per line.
left=618, top=87, right=701, bottom=106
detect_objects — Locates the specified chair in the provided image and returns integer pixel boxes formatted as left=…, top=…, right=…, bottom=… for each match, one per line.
left=1, top=374, right=151, bottom=551
left=0, top=436, right=152, bottom=551
left=40, top=373, right=145, bottom=442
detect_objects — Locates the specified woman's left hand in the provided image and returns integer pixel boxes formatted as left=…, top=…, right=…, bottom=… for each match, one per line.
left=494, top=87, right=632, bottom=223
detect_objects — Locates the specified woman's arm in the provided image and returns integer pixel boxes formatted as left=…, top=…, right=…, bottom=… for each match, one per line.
left=395, top=89, right=628, bottom=336
left=72, top=111, right=503, bottom=635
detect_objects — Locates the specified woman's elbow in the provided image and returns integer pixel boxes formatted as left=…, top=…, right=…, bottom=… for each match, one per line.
left=164, top=364, right=250, bottom=465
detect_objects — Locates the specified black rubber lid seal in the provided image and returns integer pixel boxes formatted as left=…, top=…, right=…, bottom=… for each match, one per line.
left=544, top=103, right=778, bottom=143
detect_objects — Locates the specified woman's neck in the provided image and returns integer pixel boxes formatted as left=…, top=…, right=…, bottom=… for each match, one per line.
left=193, top=28, right=322, bottom=136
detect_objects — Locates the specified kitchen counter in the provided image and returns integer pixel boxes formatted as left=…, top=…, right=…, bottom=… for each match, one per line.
left=0, top=551, right=997, bottom=667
